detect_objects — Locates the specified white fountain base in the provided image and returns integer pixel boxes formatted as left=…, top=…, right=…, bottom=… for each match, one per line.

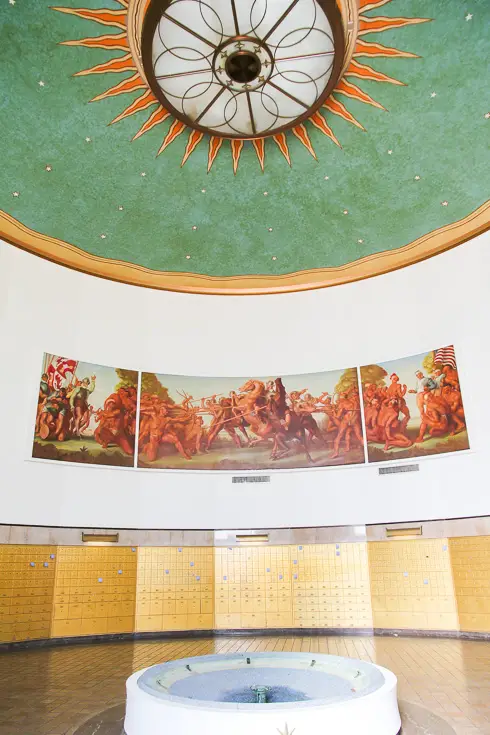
left=124, top=652, right=401, bottom=735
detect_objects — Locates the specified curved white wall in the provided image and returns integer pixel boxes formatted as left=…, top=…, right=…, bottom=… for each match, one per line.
left=0, top=233, right=489, bottom=529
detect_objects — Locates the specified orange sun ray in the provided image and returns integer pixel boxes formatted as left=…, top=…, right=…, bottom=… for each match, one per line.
left=207, top=137, right=223, bottom=172
left=181, top=130, right=204, bottom=167
left=324, top=97, right=365, bottom=130
left=158, top=119, right=186, bottom=156
left=334, top=78, right=386, bottom=110
left=110, top=89, right=157, bottom=125
left=346, top=59, right=404, bottom=86
left=358, top=15, right=431, bottom=36
left=74, top=53, right=136, bottom=76
left=354, top=39, right=419, bottom=59
left=133, top=106, right=170, bottom=141
left=231, top=139, right=244, bottom=174
left=273, top=133, right=291, bottom=166
left=359, top=0, right=392, bottom=10
left=309, top=111, right=341, bottom=148
left=51, top=6, right=127, bottom=29
left=252, top=139, right=265, bottom=171
left=60, top=32, right=129, bottom=50
left=291, top=124, right=317, bottom=159
left=90, top=72, right=146, bottom=102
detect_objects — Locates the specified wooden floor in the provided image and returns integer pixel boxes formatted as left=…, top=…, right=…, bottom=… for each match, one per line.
left=0, top=635, right=489, bottom=735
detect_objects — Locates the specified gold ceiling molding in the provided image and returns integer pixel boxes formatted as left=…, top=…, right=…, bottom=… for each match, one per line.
left=1, top=201, right=488, bottom=295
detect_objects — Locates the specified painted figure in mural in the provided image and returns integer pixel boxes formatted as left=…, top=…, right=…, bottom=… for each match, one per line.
left=331, top=386, right=363, bottom=459
left=139, top=396, right=192, bottom=461
left=377, top=399, right=413, bottom=450
left=35, top=373, right=52, bottom=435
left=415, top=388, right=451, bottom=441
left=37, top=387, right=71, bottom=441
left=316, top=392, right=341, bottom=434
left=364, top=397, right=382, bottom=442
left=361, top=346, right=469, bottom=462
left=69, top=375, right=96, bottom=437
left=386, top=374, right=410, bottom=431
left=408, top=370, right=436, bottom=419
left=441, top=384, right=466, bottom=434
left=94, top=385, right=136, bottom=455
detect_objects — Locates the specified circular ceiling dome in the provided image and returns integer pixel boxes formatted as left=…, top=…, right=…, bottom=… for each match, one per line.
left=2, top=0, right=488, bottom=295
left=142, top=0, right=345, bottom=139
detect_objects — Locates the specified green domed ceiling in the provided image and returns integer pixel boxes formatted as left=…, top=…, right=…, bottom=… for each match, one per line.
left=1, top=0, right=489, bottom=294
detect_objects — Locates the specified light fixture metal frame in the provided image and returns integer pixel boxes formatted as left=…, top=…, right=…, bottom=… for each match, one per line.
left=141, top=0, right=345, bottom=140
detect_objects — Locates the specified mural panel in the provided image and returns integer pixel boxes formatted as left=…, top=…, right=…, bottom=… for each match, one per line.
left=137, top=369, right=365, bottom=471
left=361, top=345, right=469, bottom=463
left=32, top=354, right=137, bottom=467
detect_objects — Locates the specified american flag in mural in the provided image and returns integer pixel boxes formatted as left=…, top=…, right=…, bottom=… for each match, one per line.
left=434, top=345, right=457, bottom=369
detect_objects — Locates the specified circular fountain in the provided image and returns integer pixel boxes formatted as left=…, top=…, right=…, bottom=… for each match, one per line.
left=125, top=652, right=401, bottom=735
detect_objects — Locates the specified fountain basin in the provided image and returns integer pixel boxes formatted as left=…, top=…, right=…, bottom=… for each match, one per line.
left=125, top=652, right=401, bottom=735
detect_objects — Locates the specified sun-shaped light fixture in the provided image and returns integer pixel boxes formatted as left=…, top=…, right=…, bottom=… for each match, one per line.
left=142, top=0, right=344, bottom=139
left=53, top=0, right=430, bottom=172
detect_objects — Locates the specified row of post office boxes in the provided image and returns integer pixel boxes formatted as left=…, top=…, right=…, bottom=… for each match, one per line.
left=136, top=599, right=213, bottom=615
left=213, top=612, right=291, bottom=629
left=50, top=587, right=131, bottom=597
left=1, top=612, right=52, bottom=623
left=135, top=614, right=213, bottom=632
left=54, top=594, right=135, bottom=605
left=137, top=584, right=212, bottom=592
left=458, top=613, right=490, bottom=632
left=53, top=602, right=135, bottom=619
left=294, top=602, right=371, bottom=612
left=215, top=583, right=291, bottom=592
left=371, top=596, right=456, bottom=612
left=137, top=591, right=212, bottom=601
left=50, top=616, right=134, bottom=637
left=1, top=602, right=51, bottom=614
left=372, top=611, right=458, bottom=630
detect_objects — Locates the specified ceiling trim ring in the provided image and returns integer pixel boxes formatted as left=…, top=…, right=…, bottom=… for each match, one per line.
left=1, top=201, right=488, bottom=295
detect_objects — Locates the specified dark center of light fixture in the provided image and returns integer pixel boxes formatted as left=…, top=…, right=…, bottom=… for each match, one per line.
left=225, top=51, right=262, bottom=84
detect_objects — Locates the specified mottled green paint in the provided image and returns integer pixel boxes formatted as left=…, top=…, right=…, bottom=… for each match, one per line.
left=0, top=0, right=488, bottom=277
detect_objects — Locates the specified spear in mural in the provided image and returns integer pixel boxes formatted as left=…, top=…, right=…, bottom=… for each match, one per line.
left=176, top=390, right=224, bottom=403
left=201, top=393, right=223, bottom=400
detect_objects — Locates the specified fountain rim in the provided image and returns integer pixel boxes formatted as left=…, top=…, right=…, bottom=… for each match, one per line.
left=130, top=651, right=397, bottom=712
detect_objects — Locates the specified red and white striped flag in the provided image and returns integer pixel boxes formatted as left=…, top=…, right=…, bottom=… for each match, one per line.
left=46, top=356, right=78, bottom=390
left=434, top=345, right=457, bottom=369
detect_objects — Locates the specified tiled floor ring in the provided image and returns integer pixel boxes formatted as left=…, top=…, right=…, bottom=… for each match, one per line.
left=0, top=636, right=488, bottom=735
left=72, top=700, right=455, bottom=735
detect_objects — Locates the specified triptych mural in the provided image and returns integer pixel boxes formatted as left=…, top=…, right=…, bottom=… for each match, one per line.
left=32, top=347, right=469, bottom=470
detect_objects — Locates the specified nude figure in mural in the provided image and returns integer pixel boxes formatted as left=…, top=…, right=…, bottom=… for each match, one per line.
left=441, top=385, right=466, bottom=435
left=365, top=398, right=382, bottom=442
left=331, top=388, right=363, bottom=459
left=386, top=373, right=410, bottom=430
left=415, top=389, right=451, bottom=443
left=140, top=403, right=192, bottom=461
left=378, top=399, right=413, bottom=450
left=317, top=392, right=340, bottom=433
